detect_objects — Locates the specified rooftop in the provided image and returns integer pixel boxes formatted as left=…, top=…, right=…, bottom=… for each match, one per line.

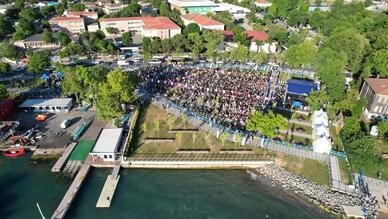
left=49, top=16, right=84, bottom=23
left=19, top=98, right=73, bottom=108
left=168, top=0, right=217, bottom=7
left=182, top=13, right=223, bottom=26
left=91, top=128, right=123, bottom=153
left=66, top=11, right=98, bottom=17
left=246, top=30, right=268, bottom=42
left=364, top=78, right=388, bottom=96
left=100, top=16, right=180, bottom=30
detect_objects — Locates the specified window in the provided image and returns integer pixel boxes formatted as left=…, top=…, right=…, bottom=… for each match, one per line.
left=104, top=155, right=108, bottom=159
left=109, top=155, right=113, bottom=159
left=45, top=106, right=50, bottom=110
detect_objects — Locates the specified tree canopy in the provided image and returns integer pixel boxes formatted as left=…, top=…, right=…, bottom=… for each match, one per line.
left=246, top=111, right=288, bottom=138
left=27, top=51, right=50, bottom=73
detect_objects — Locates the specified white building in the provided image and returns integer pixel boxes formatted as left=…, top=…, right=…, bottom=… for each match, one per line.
left=19, top=98, right=73, bottom=113
left=255, top=0, right=272, bottom=8
left=211, top=3, right=251, bottom=20
left=181, top=13, right=224, bottom=30
left=103, top=3, right=127, bottom=15
left=90, top=128, right=123, bottom=162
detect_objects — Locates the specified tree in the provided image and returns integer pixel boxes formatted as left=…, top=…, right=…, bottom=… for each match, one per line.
left=170, top=34, right=187, bottom=53
left=246, top=111, right=288, bottom=138
left=365, top=49, right=388, bottom=77
left=0, top=15, right=13, bottom=39
left=378, top=121, right=388, bottom=142
left=184, top=23, right=200, bottom=36
left=306, top=90, right=329, bottom=111
left=233, top=31, right=250, bottom=47
left=203, top=30, right=224, bottom=59
left=142, top=37, right=152, bottom=57
left=96, top=69, right=136, bottom=120
left=159, top=2, right=170, bottom=16
left=0, top=62, right=11, bottom=74
left=42, top=29, right=53, bottom=43
left=268, top=25, right=288, bottom=49
left=340, top=117, right=363, bottom=141
left=230, top=44, right=249, bottom=62
left=161, top=39, right=172, bottom=53
left=121, top=32, right=132, bottom=45
left=106, top=27, right=116, bottom=34
left=14, top=0, right=25, bottom=10
left=346, top=135, right=381, bottom=172
left=325, top=29, right=368, bottom=73
left=187, top=32, right=203, bottom=59
left=285, top=40, right=317, bottom=68
left=0, top=84, right=9, bottom=99
left=251, top=52, right=267, bottom=64
left=27, top=51, right=50, bottom=73
left=151, top=37, right=162, bottom=54
left=315, top=48, right=347, bottom=102
left=70, top=3, right=85, bottom=12
left=56, top=32, right=70, bottom=46
left=219, top=132, right=229, bottom=147
left=117, top=2, right=141, bottom=17
left=55, top=3, right=65, bottom=15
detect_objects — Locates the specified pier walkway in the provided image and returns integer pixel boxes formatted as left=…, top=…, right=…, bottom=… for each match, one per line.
left=52, top=143, right=77, bottom=172
left=96, top=162, right=121, bottom=208
left=51, top=157, right=92, bottom=219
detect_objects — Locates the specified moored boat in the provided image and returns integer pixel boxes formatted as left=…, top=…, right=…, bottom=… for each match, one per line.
left=3, top=148, right=25, bottom=157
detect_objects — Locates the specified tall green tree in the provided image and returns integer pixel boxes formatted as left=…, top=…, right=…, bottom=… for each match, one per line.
left=121, top=32, right=132, bottom=45
left=187, top=32, right=203, bottom=59
left=151, top=37, right=162, bottom=54
left=0, top=62, right=11, bottom=74
left=70, top=3, right=85, bottom=12
left=285, top=40, right=317, bottom=68
left=246, top=111, right=288, bottom=138
left=0, top=43, right=20, bottom=60
left=56, top=32, right=70, bottom=46
left=230, top=44, right=249, bottom=62
left=0, top=84, right=8, bottom=99
left=42, top=29, right=53, bottom=43
left=184, top=23, right=200, bottom=36
left=27, top=51, right=50, bottom=73
left=170, top=34, right=187, bottom=53
left=203, top=30, right=224, bottom=59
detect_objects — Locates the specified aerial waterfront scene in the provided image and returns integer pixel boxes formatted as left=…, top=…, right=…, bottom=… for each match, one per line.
left=0, top=0, right=387, bottom=218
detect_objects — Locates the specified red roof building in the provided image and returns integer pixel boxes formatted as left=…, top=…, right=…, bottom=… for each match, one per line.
left=181, top=14, right=224, bottom=30
left=245, top=30, right=268, bottom=42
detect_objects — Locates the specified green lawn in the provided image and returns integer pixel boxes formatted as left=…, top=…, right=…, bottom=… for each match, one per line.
left=338, top=158, right=350, bottom=184
left=69, top=139, right=95, bottom=161
left=276, top=153, right=330, bottom=186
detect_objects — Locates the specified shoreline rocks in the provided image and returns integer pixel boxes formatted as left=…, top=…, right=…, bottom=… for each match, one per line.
left=249, top=164, right=379, bottom=218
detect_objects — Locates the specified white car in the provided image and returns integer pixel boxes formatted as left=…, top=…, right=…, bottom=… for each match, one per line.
left=60, top=119, right=71, bottom=129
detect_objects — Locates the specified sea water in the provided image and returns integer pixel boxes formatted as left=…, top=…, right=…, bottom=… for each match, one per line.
left=0, top=155, right=332, bottom=219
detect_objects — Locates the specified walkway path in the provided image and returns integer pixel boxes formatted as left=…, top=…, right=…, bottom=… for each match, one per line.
left=289, top=119, right=311, bottom=127
left=52, top=143, right=77, bottom=173
left=96, top=162, right=121, bottom=208
left=51, top=157, right=92, bottom=219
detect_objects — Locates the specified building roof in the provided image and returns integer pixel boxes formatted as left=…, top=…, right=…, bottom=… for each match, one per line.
left=100, top=17, right=181, bottom=30
left=182, top=13, right=223, bottom=26
left=287, top=79, right=318, bottom=96
left=212, top=3, right=251, bottom=13
left=92, top=128, right=123, bottom=153
left=364, top=78, right=388, bottom=96
left=49, top=16, right=84, bottom=23
left=246, top=30, right=268, bottom=42
left=168, top=0, right=217, bottom=7
left=19, top=98, right=73, bottom=108
left=66, top=11, right=98, bottom=17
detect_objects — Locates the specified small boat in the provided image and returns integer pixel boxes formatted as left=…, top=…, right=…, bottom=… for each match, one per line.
left=3, top=148, right=25, bottom=157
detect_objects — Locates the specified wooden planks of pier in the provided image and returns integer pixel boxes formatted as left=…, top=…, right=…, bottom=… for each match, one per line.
left=96, top=163, right=121, bottom=208
left=52, top=143, right=77, bottom=172
left=51, top=156, right=92, bottom=219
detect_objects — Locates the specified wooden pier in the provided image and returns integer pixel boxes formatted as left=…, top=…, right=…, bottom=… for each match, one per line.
left=96, top=163, right=121, bottom=208
left=51, top=157, right=92, bottom=219
left=51, top=143, right=77, bottom=172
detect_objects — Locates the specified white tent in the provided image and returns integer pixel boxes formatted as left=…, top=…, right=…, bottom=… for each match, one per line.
left=312, top=109, right=332, bottom=154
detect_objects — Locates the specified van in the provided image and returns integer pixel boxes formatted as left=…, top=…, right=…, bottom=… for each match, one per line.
left=60, top=119, right=71, bottom=129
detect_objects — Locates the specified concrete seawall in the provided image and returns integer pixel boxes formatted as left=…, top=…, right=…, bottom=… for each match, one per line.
left=120, top=160, right=274, bottom=169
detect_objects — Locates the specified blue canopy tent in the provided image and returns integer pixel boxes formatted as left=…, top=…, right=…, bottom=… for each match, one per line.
left=40, top=73, right=50, bottom=80
left=292, top=101, right=302, bottom=108
left=55, top=72, right=64, bottom=77
left=287, top=79, right=317, bottom=96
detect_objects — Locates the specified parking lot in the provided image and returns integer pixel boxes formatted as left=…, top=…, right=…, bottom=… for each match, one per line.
left=13, top=110, right=106, bottom=149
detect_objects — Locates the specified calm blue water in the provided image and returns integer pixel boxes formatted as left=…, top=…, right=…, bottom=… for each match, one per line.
left=0, top=155, right=331, bottom=219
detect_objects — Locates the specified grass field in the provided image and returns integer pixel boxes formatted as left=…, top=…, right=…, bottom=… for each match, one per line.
left=275, top=153, right=330, bottom=186
left=69, top=139, right=95, bottom=161
left=338, top=158, right=350, bottom=184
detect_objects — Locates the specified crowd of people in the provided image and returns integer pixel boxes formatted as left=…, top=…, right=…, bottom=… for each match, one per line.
left=140, top=64, right=287, bottom=130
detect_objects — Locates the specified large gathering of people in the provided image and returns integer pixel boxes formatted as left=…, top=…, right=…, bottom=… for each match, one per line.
left=140, top=64, right=286, bottom=130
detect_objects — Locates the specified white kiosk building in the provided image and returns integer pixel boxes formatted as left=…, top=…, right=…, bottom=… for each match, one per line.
left=90, top=128, right=123, bottom=162
left=19, top=98, right=73, bottom=113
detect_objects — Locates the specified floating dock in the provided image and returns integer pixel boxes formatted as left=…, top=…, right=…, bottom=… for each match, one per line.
left=51, top=157, right=92, bottom=219
left=51, top=143, right=77, bottom=172
left=96, top=163, right=121, bottom=208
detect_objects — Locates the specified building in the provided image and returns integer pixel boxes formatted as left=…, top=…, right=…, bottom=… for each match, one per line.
left=0, top=4, right=11, bottom=14
left=90, top=128, right=123, bottom=162
left=84, top=2, right=98, bottom=11
left=168, top=0, right=217, bottom=14
left=245, top=30, right=276, bottom=53
left=87, top=23, right=100, bottom=32
left=255, top=0, right=272, bottom=8
left=360, top=78, right=388, bottom=120
left=99, top=17, right=181, bottom=39
left=13, top=33, right=60, bottom=49
left=49, top=16, right=86, bottom=33
left=97, top=0, right=113, bottom=7
left=103, top=3, right=127, bottom=15
left=65, top=11, right=98, bottom=24
left=0, top=100, right=16, bottom=121
left=19, top=98, right=73, bottom=113
left=181, top=13, right=224, bottom=30
left=211, top=3, right=251, bottom=20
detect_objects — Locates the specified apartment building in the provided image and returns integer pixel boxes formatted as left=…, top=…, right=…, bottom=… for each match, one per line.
left=99, top=17, right=181, bottom=39
left=181, top=13, right=224, bottom=30
left=49, top=16, right=85, bottom=33
left=360, top=78, right=388, bottom=120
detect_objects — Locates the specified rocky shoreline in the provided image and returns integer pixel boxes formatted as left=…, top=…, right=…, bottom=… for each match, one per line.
left=248, top=164, right=379, bottom=218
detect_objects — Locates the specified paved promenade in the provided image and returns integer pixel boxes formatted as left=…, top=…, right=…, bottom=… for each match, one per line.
left=51, top=143, right=77, bottom=172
